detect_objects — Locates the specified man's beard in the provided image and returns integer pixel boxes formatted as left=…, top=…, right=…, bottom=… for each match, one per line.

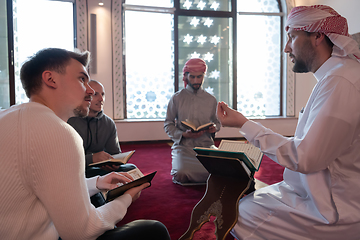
left=73, top=105, right=89, bottom=118
left=187, top=80, right=202, bottom=91
left=291, top=40, right=315, bottom=73
left=73, top=95, right=92, bottom=118
left=292, top=58, right=310, bottom=73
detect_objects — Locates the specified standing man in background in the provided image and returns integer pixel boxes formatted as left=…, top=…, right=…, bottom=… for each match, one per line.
left=164, top=58, right=220, bottom=185
left=68, top=80, right=136, bottom=178
left=217, top=5, right=360, bottom=239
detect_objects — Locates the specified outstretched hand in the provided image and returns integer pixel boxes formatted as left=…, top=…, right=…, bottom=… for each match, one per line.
left=216, top=101, right=248, bottom=128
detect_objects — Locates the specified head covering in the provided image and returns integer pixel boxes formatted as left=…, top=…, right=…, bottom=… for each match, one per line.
left=182, top=58, right=207, bottom=87
left=285, top=5, right=360, bottom=62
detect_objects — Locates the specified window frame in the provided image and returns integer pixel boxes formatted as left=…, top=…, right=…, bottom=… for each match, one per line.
left=118, top=0, right=294, bottom=120
left=4, top=0, right=296, bottom=119
left=5, top=0, right=15, bottom=106
left=3, top=0, right=77, bottom=107
left=174, top=0, right=237, bottom=107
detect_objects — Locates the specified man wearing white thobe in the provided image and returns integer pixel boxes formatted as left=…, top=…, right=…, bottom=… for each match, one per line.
left=217, top=5, right=360, bottom=240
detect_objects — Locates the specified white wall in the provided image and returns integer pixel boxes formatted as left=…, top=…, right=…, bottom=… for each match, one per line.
left=88, top=1, right=359, bottom=142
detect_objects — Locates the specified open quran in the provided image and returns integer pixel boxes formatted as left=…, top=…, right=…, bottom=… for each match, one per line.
left=181, top=119, right=213, bottom=132
left=194, top=140, right=263, bottom=172
left=88, top=150, right=135, bottom=167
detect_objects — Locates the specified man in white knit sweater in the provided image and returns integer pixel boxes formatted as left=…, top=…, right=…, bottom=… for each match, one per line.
left=0, top=48, right=170, bottom=240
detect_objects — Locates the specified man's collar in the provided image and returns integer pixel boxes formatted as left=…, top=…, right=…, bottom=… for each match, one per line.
left=88, top=110, right=103, bottom=119
left=314, top=56, right=342, bottom=82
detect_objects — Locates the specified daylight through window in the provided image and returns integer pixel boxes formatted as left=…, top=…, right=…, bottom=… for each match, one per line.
left=123, top=0, right=284, bottom=119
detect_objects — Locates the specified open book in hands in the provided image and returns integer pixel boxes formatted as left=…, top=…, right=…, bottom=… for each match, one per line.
left=194, top=140, right=263, bottom=172
left=181, top=119, right=213, bottom=132
left=105, top=168, right=157, bottom=202
left=88, top=150, right=135, bottom=168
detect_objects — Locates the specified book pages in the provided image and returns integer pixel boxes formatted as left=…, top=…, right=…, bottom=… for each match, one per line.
left=127, top=168, right=144, bottom=180
left=115, top=168, right=145, bottom=188
left=219, top=140, right=262, bottom=169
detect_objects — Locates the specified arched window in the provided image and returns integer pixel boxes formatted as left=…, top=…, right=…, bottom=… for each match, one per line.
left=118, top=0, right=292, bottom=119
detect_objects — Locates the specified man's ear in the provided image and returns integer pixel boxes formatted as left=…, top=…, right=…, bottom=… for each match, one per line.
left=314, top=32, right=326, bottom=46
left=42, top=71, right=57, bottom=89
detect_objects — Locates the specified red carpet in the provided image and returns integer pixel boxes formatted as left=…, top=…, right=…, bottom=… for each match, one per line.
left=119, top=141, right=284, bottom=240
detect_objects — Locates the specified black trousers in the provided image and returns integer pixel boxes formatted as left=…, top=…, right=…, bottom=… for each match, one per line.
left=96, top=220, right=171, bottom=240
left=86, top=163, right=137, bottom=178
left=59, top=219, right=170, bottom=240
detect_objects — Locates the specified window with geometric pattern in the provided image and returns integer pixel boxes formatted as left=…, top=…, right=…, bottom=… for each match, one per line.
left=123, top=0, right=285, bottom=119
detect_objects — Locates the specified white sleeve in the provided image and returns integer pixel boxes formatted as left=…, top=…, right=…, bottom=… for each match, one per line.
left=87, top=176, right=100, bottom=197
left=29, top=121, right=133, bottom=240
left=240, top=76, right=360, bottom=174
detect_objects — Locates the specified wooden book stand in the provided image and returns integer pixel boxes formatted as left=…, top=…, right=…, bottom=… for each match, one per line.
left=179, top=155, right=254, bottom=240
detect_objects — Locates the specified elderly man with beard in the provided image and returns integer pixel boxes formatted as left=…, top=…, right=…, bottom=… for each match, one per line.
left=164, top=58, right=220, bottom=185
left=0, top=48, right=170, bottom=240
left=216, top=5, right=360, bottom=240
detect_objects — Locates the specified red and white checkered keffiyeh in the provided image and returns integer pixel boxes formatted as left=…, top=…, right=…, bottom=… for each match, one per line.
left=285, top=5, right=360, bottom=62
left=182, top=58, right=207, bottom=87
